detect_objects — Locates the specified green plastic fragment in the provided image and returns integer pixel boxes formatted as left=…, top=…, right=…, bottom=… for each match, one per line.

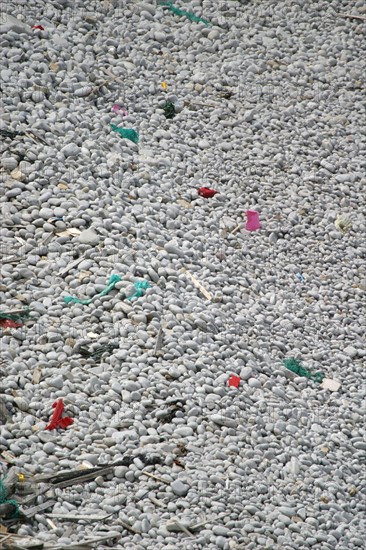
left=159, top=1, right=211, bottom=26
left=127, top=280, right=151, bottom=301
left=110, top=124, right=139, bottom=144
left=283, top=358, right=325, bottom=383
left=64, top=274, right=122, bottom=305
left=0, top=308, right=31, bottom=323
left=0, top=478, right=19, bottom=518
left=163, top=100, right=176, bottom=119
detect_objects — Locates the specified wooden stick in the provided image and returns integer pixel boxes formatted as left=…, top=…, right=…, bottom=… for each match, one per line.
left=119, top=520, right=138, bottom=534
left=338, top=13, right=366, bottom=21
left=59, top=257, right=84, bottom=277
left=46, top=512, right=112, bottom=522
left=148, top=495, right=165, bottom=507
left=141, top=471, right=170, bottom=485
left=181, top=269, right=212, bottom=300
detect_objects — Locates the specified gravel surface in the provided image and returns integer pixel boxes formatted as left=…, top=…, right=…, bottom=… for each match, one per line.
left=1, top=1, right=365, bottom=549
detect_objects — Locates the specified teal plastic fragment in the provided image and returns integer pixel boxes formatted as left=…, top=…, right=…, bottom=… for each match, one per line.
left=283, top=358, right=325, bottom=383
left=110, top=124, right=139, bottom=144
left=127, top=280, right=151, bottom=301
left=64, top=274, right=122, bottom=305
left=159, top=1, right=211, bottom=26
left=0, top=478, right=19, bottom=518
left=0, top=307, right=31, bottom=322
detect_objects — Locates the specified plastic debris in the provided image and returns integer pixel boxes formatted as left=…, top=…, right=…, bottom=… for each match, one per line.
left=32, top=25, right=45, bottom=30
left=295, top=272, right=305, bottom=282
left=228, top=375, right=241, bottom=388
left=246, top=210, right=261, bottom=231
left=110, top=124, right=139, bottom=144
left=0, top=478, right=19, bottom=519
left=162, top=81, right=168, bottom=91
left=163, top=100, right=176, bottom=119
left=45, top=399, right=74, bottom=431
left=0, top=319, right=23, bottom=329
left=79, top=342, right=119, bottom=362
left=159, top=1, right=211, bottom=26
left=111, top=104, right=128, bottom=116
left=0, top=129, right=24, bottom=139
left=127, top=280, right=151, bottom=301
left=335, top=214, right=352, bottom=234
left=283, top=358, right=325, bottom=383
left=198, top=187, right=219, bottom=198
left=321, top=378, right=341, bottom=392
left=64, top=274, right=122, bottom=305
left=0, top=308, right=31, bottom=323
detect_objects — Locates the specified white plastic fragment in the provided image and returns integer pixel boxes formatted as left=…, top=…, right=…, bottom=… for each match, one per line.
left=321, top=378, right=341, bottom=392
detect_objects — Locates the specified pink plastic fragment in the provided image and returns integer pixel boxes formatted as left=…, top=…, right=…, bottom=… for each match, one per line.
left=246, top=210, right=261, bottom=231
left=228, top=375, right=241, bottom=388
left=112, top=104, right=128, bottom=116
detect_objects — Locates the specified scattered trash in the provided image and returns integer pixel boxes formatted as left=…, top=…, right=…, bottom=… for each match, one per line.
left=181, top=268, right=212, bottom=300
left=246, top=210, right=261, bottom=231
left=127, top=280, right=151, bottom=301
left=32, top=367, right=42, bottom=384
left=321, top=378, right=341, bottom=392
left=177, top=198, right=193, bottom=209
left=335, top=214, right=352, bottom=234
left=45, top=400, right=74, bottom=431
left=64, top=274, right=122, bottom=305
left=295, top=272, right=305, bottom=282
left=110, top=124, right=139, bottom=144
left=0, top=477, right=19, bottom=519
left=163, top=100, right=176, bottom=119
left=32, top=25, right=44, bottom=30
left=198, top=187, right=219, bottom=198
left=79, top=342, right=119, bottom=362
left=56, top=227, right=81, bottom=237
left=228, top=375, right=241, bottom=388
left=283, top=358, right=325, bottom=383
left=0, top=319, right=23, bottom=329
left=162, top=81, right=168, bottom=91
left=0, top=129, right=24, bottom=140
left=34, top=454, right=164, bottom=488
left=111, top=104, right=128, bottom=116
left=159, top=1, right=211, bottom=26
left=0, top=308, right=31, bottom=324
left=1, top=452, right=15, bottom=465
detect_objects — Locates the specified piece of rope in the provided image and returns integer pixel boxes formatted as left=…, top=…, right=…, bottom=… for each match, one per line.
left=0, top=478, right=19, bottom=518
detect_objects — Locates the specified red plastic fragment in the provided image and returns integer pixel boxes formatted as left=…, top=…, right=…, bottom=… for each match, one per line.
left=198, top=187, right=219, bottom=198
left=45, top=399, right=74, bottom=431
left=32, top=25, right=45, bottom=30
left=228, top=375, right=241, bottom=388
left=0, top=319, right=23, bottom=329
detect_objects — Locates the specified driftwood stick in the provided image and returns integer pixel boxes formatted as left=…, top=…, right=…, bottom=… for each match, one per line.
left=338, top=13, right=366, bottom=21
left=141, top=471, right=170, bottom=485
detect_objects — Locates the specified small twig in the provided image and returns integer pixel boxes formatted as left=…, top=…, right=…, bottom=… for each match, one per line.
left=230, top=224, right=242, bottom=234
left=149, top=495, right=165, bottom=507
left=141, top=471, right=170, bottom=485
left=184, top=100, right=218, bottom=108
left=338, top=12, right=366, bottom=21
left=181, top=268, right=212, bottom=301
left=119, top=520, right=138, bottom=534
